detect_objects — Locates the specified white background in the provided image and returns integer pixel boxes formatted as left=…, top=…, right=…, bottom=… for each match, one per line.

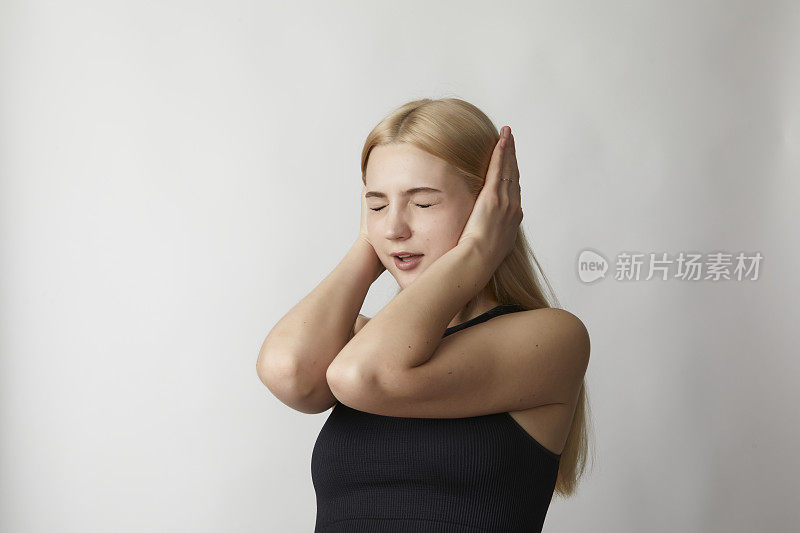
left=1, top=1, right=798, bottom=531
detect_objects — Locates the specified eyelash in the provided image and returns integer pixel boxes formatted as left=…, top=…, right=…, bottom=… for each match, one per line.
left=370, top=204, right=433, bottom=212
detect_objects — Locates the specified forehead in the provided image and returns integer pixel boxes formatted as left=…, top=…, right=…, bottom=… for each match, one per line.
left=365, top=143, right=457, bottom=191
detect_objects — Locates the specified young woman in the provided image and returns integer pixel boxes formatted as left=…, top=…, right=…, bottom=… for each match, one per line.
left=257, top=98, right=593, bottom=532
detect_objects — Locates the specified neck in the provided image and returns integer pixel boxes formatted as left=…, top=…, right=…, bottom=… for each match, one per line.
left=447, top=284, right=500, bottom=329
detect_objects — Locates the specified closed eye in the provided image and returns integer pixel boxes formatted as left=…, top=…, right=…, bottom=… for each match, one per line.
left=370, top=204, right=433, bottom=212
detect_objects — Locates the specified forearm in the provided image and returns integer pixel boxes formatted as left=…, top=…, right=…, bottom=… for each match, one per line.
left=257, top=238, right=383, bottom=398
left=333, top=240, right=493, bottom=376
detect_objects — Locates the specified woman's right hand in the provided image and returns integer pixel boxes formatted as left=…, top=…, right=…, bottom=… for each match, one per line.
left=359, top=185, right=371, bottom=241
left=358, top=185, right=386, bottom=279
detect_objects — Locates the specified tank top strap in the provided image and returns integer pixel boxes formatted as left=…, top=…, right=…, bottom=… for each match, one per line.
left=443, top=303, right=529, bottom=338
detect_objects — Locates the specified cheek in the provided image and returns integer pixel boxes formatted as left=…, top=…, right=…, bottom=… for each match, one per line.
left=406, top=217, right=464, bottom=254
left=437, top=207, right=472, bottom=240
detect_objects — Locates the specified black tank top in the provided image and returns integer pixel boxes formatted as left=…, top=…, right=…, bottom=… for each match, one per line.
left=311, top=304, right=561, bottom=532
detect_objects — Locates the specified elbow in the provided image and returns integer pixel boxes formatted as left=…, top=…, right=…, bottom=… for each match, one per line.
left=326, top=357, right=383, bottom=411
left=324, top=359, right=351, bottom=401
left=257, top=353, right=334, bottom=414
left=257, top=352, right=300, bottom=391
left=257, top=354, right=304, bottom=399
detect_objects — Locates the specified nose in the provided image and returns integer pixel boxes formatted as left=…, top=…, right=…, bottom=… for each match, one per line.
left=383, top=207, right=412, bottom=241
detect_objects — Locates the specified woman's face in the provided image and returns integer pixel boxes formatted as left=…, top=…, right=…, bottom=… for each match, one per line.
left=364, top=143, right=476, bottom=288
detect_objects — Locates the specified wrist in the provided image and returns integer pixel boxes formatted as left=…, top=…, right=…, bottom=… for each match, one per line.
left=456, top=238, right=498, bottom=280
left=457, top=236, right=489, bottom=261
left=351, top=236, right=385, bottom=282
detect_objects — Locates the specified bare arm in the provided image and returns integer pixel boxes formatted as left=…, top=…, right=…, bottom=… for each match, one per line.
left=328, top=239, right=491, bottom=384
left=256, top=237, right=383, bottom=413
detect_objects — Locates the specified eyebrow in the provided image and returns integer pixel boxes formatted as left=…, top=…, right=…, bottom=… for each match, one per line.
left=364, top=187, right=443, bottom=199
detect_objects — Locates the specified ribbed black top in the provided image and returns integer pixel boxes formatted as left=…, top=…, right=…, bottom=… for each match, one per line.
left=311, top=304, right=561, bottom=532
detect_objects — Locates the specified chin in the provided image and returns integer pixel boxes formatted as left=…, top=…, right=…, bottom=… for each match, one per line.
left=395, top=270, right=423, bottom=289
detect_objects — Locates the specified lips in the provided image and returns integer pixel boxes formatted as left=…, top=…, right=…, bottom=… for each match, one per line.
left=393, top=254, right=424, bottom=270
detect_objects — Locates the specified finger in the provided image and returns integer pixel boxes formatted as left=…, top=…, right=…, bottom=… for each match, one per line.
left=498, top=127, right=513, bottom=206
left=505, top=132, right=521, bottom=208
left=502, top=130, right=518, bottom=181
left=485, top=127, right=507, bottom=190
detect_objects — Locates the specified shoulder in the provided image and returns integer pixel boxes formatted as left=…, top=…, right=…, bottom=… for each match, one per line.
left=519, top=307, right=590, bottom=362
left=479, top=306, right=590, bottom=380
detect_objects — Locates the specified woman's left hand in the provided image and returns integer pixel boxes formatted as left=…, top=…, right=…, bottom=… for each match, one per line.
left=457, top=126, right=523, bottom=270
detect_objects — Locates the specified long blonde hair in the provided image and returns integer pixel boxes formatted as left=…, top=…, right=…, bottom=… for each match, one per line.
left=359, top=97, right=595, bottom=498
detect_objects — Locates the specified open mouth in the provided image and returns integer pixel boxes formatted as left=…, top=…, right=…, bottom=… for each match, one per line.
left=393, top=254, right=424, bottom=270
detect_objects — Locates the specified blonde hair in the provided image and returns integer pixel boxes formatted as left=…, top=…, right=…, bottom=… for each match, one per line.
left=359, top=97, right=595, bottom=498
